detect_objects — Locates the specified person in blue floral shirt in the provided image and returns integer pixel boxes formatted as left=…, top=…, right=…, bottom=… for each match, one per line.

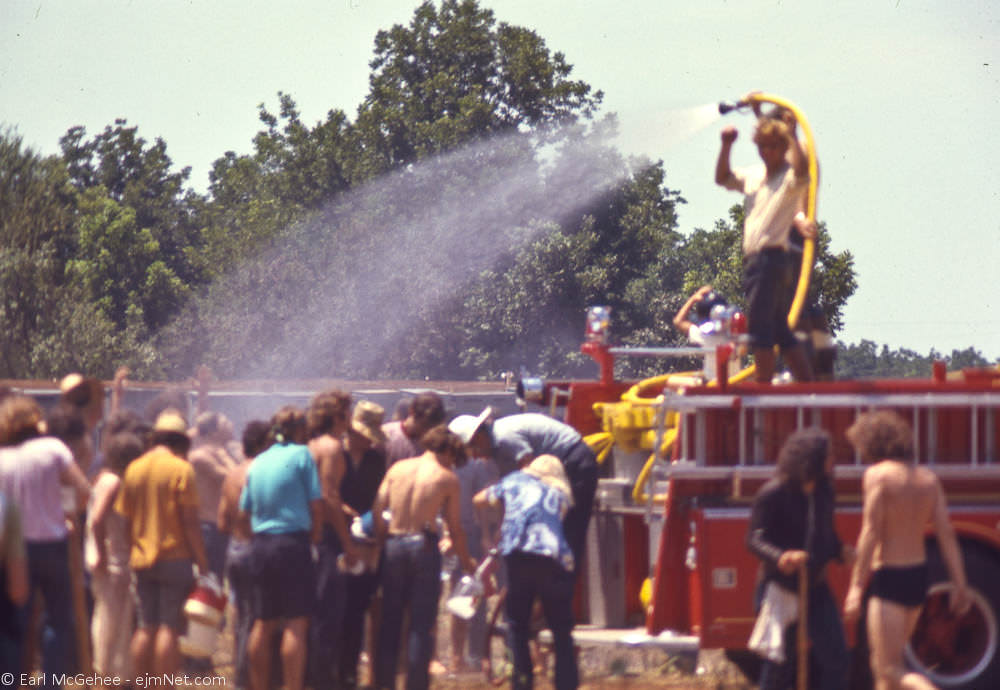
left=474, top=454, right=578, bottom=690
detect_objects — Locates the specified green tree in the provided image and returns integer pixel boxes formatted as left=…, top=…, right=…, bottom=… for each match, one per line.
left=836, top=341, right=994, bottom=379
left=945, top=347, right=993, bottom=371
left=352, top=0, right=601, bottom=179
left=67, top=189, right=190, bottom=339
left=59, top=119, right=204, bottom=330
left=199, top=94, right=357, bottom=271
left=0, top=130, right=77, bottom=376
left=0, top=130, right=162, bottom=378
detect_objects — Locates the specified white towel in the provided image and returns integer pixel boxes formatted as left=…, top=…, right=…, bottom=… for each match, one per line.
left=748, top=582, right=799, bottom=663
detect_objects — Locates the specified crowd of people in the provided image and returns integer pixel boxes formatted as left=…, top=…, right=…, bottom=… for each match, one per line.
left=0, top=375, right=978, bottom=690
left=0, top=374, right=596, bottom=690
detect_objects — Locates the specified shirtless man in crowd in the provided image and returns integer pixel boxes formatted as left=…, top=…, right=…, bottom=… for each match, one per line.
left=371, top=425, right=476, bottom=690
left=845, top=411, right=969, bottom=690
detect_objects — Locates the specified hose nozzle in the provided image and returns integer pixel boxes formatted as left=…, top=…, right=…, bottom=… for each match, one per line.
left=718, top=101, right=746, bottom=115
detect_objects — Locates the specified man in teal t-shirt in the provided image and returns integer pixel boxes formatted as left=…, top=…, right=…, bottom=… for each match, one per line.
left=239, top=428, right=323, bottom=690
left=240, top=441, right=321, bottom=535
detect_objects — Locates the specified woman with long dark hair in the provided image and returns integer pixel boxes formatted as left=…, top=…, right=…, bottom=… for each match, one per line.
left=746, top=427, right=850, bottom=690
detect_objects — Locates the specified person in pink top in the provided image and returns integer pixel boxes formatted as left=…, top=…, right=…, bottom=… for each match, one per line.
left=0, top=395, right=90, bottom=688
left=381, top=392, right=446, bottom=466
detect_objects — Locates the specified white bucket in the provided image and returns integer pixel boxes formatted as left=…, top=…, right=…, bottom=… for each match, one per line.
left=179, top=618, right=219, bottom=658
left=179, top=574, right=226, bottom=657
left=184, top=597, right=224, bottom=625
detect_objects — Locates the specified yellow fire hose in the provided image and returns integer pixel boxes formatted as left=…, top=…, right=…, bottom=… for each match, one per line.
left=583, top=93, right=819, bottom=505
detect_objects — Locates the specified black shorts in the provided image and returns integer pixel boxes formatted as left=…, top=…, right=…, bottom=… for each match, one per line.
left=250, top=531, right=316, bottom=620
left=869, top=563, right=929, bottom=608
left=743, top=248, right=799, bottom=350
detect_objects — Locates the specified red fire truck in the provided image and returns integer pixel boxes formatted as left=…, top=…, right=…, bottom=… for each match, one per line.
left=518, top=332, right=1000, bottom=689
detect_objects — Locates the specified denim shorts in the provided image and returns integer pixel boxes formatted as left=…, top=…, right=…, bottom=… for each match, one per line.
left=250, top=531, right=315, bottom=621
left=743, top=247, right=798, bottom=350
left=133, top=558, right=195, bottom=632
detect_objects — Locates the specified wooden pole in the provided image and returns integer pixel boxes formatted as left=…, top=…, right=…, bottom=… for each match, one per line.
left=797, top=564, right=808, bottom=690
left=67, top=516, right=93, bottom=674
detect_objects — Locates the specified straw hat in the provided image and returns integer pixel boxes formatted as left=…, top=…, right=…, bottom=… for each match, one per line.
left=153, top=410, right=189, bottom=435
left=351, top=401, right=387, bottom=444
left=523, top=454, right=574, bottom=505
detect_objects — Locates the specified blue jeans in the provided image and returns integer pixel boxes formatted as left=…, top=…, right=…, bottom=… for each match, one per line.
left=200, top=521, right=229, bottom=580
left=504, top=552, right=578, bottom=690
left=758, top=582, right=849, bottom=690
left=308, top=526, right=346, bottom=689
left=374, top=532, right=442, bottom=690
left=337, top=569, right=378, bottom=686
left=224, top=539, right=254, bottom=690
left=23, top=540, right=76, bottom=690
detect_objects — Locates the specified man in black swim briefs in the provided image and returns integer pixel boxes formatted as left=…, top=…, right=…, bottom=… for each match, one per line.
left=845, top=411, right=969, bottom=690
left=868, top=563, right=929, bottom=609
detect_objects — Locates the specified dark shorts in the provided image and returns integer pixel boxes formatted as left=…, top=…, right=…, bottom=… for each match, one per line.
left=870, top=563, right=929, bottom=608
left=133, top=558, right=195, bottom=632
left=743, top=247, right=799, bottom=350
left=250, top=531, right=315, bottom=621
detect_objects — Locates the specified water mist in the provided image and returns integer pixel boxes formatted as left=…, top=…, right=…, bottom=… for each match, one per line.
left=169, top=109, right=719, bottom=381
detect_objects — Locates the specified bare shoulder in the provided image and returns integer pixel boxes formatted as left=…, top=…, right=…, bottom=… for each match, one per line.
left=913, top=465, right=943, bottom=492
left=310, top=434, right=343, bottom=456
left=93, top=471, right=121, bottom=499
left=97, top=469, right=122, bottom=490
left=863, top=462, right=893, bottom=488
left=386, top=456, right=416, bottom=478
left=188, top=446, right=210, bottom=466
left=440, top=465, right=460, bottom=489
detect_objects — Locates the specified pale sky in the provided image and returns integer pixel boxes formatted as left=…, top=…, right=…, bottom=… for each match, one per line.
left=2, top=0, right=998, bottom=359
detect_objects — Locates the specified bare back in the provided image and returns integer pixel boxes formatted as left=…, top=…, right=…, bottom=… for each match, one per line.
left=218, top=463, right=250, bottom=541
left=308, top=434, right=346, bottom=525
left=866, top=460, right=941, bottom=567
left=380, top=453, right=459, bottom=535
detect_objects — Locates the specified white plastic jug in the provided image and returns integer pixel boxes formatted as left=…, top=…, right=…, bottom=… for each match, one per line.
left=446, top=575, right=483, bottom=620
left=445, top=549, right=497, bottom=620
